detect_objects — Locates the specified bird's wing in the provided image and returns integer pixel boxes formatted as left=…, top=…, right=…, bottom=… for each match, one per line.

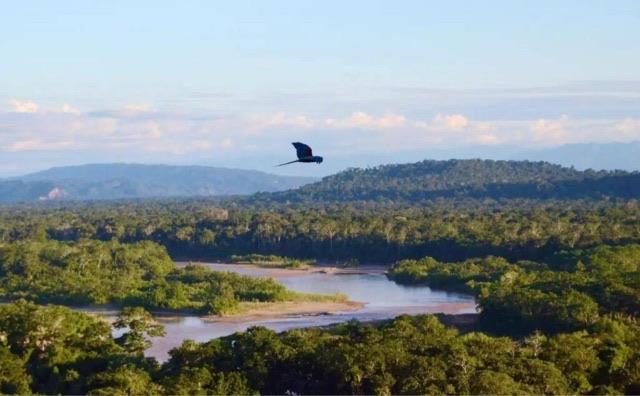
left=292, top=142, right=313, bottom=159
left=276, top=159, right=301, bottom=167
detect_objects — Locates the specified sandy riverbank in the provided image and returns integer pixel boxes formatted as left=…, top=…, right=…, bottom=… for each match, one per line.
left=75, top=262, right=375, bottom=323
left=146, top=299, right=476, bottom=324
left=208, top=300, right=366, bottom=323
left=176, top=261, right=388, bottom=277
left=163, top=261, right=474, bottom=323
left=75, top=299, right=365, bottom=323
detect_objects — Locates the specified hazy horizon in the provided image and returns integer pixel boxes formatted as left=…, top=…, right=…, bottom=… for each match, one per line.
left=6, top=139, right=640, bottom=180
left=2, top=1, right=640, bottom=177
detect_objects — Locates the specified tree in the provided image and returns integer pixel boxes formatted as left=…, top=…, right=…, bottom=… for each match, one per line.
left=87, top=365, right=163, bottom=395
left=113, top=307, right=165, bottom=355
left=469, top=370, right=525, bottom=395
left=0, top=346, right=31, bottom=395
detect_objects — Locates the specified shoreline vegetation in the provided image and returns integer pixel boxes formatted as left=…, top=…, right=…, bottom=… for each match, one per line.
left=178, top=260, right=386, bottom=276
left=215, top=300, right=365, bottom=322
left=387, top=245, right=640, bottom=335
left=7, top=198, right=640, bottom=267
left=72, top=296, right=365, bottom=323
left=1, top=252, right=474, bottom=323
left=3, top=300, right=638, bottom=395
left=0, top=240, right=356, bottom=317
left=2, top=159, right=640, bottom=394
left=229, top=254, right=314, bottom=269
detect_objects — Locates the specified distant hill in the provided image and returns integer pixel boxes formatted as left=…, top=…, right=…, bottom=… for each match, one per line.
left=248, top=159, right=640, bottom=204
left=0, top=163, right=315, bottom=203
left=280, top=141, right=640, bottom=177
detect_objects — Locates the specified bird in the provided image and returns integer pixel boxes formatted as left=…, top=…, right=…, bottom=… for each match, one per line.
left=276, top=142, right=323, bottom=166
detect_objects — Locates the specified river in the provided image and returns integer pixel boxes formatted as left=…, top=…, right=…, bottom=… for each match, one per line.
left=114, top=262, right=476, bottom=361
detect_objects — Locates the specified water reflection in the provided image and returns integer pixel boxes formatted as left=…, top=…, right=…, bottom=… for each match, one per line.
left=140, top=263, right=476, bottom=361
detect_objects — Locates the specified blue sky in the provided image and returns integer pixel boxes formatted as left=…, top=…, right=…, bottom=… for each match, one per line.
left=1, top=1, right=640, bottom=176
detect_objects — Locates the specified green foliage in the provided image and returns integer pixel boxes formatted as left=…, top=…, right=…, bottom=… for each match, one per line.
left=389, top=256, right=515, bottom=292
left=0, top=301, right=254, bottom=395
left=230, top=254, right=313, bottom=269
left=389, top=244, right=640, bottom=335
left=0, top=240, right=323, bottom=315
left=469, top=370, right=527, bottom=394
left=3, top=198, right=640, bottom=264
left=0, top=301, right=125, bottom=394
left=161, top=367, right=255, bottom=395
left=2, top=160, right=640, bottom=394
left=0, top=346, right=31, bottom=395
left=248, top=159, right=640, bottom=204
left=87, top=365, right=163, bottom=396
left=114, top=307, right=166, bottom=355
left=0, top=239, right=173, bottom=305
left=0, top=298, right=639, bottom=394
left=161, top=314, right=640, bottom=395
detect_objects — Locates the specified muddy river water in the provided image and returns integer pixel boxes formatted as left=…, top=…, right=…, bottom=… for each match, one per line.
left=100, top=262, right=476, bottom=361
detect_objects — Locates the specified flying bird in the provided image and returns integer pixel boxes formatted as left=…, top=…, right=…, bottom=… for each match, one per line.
left=277, top=142, right=324, bottom=166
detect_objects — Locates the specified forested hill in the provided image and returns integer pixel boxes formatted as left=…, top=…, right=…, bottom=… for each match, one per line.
left=0, top=163, right=315, bottom=203
left=248, top=159, right=640, bottom=204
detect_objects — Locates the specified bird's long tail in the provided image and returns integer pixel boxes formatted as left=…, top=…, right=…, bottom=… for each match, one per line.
left=276, top=159, right=301, bottom=167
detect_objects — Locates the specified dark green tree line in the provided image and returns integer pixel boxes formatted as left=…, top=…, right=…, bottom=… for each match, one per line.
left=2, top=199, right=640, bottom=263
left=389, top=244, right=640, bottom=335
left=0, top=239, right=328, bottom=315
left=3, top=302, right=640, bottom=395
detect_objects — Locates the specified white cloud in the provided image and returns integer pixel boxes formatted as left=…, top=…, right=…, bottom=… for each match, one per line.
left=140, top=121, right=163, bottom=139
left=221, top=138, right=234, bottom=149
left=245, top=112, right=315, bottom=134
left=530, top=115, right=570, bottom=144
left=2, top=101, right=640, bottom=161
left=68, top=117, right=118, bottom=134
left=414, top=113, right=499, bottom=145
left=142, top=139, right=213, bottom=155
left=615, top=118, right=640, bottom=139
left=60, top=103, right=81, bottom=114
left=5, top=139, right=76, bottom=152
left=10, top=100, right=39, bottom=113
left=264, top=112, right=314, bottom=128
left=87, top=103, right=154, bottom=119
left=475, top=122, right=493, bottom=132
left=123, top=103, right=152, bottom=113
left=7, top=100, right=82, bottom=115
left=474, top=134, right=500, bottom=144
left=433, top=113, right=468, bottom=130
left=325, top=112, right=406, bottom=129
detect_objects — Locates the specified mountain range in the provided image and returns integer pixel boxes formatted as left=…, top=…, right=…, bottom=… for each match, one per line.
left=3, top=154, right=640, bottom=204
left=0, top=164, right=315, bottom=203
left=251, top=141, right=640, bottom=178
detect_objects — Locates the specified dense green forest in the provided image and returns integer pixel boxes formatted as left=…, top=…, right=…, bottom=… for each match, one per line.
left=389, top=244, right=640, bottom=335
left=1, top=302, right=639, bottom=395
left=0, top=240, right=337, bottom=315
left=2, top=159, right=640, bottom=394
left=249, top=159, right=640, bottom=205
left=1, top=199, right=640, bottom=263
